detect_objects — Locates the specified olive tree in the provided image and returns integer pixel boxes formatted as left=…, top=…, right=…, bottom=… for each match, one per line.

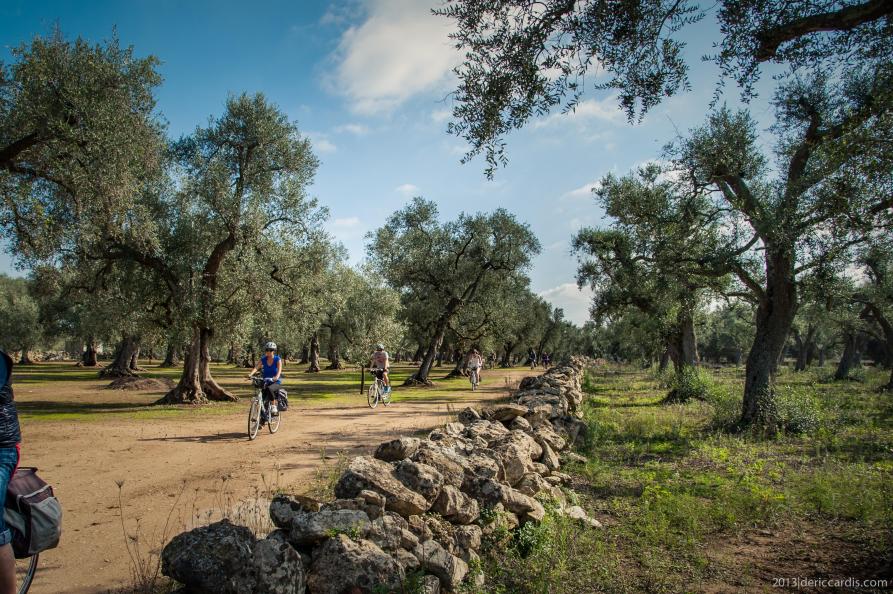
left=368, top=198, right=541, bottom=384
left=436, top=0, right=893, bottom=174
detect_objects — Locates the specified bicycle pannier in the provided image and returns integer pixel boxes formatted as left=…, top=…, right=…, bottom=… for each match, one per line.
left=3, top=467, right=62, bottom=558
left=276, top=389, right=289, bottom=411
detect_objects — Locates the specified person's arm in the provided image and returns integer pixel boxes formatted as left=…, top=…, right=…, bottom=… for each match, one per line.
left=248, top=360, right=261, bottom=378
left=274, top=358, right=282, bottom=381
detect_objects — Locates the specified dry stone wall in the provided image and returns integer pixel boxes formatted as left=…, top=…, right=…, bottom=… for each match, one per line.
left=161, top=357, right=598, bottom=594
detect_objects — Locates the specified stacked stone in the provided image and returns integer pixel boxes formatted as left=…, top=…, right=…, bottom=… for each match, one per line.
left=161, top=361, right=599, bottom=594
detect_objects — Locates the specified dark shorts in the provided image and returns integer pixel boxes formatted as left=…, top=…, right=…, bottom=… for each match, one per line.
left=0, top=445, right=20, bottom=546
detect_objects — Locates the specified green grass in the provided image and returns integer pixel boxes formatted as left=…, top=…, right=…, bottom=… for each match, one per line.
left=10, top=360, right=519, bottom=422
left=475, top=363, right=893, bottom=593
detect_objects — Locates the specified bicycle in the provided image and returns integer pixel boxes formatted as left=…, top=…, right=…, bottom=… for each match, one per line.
left=14, top=554, right=38, bottom=594
left=247, top=377, right=281, bottom=440
left=468, top=367, right=480, bottom=391
left=367, top=368, right=391, bottom=409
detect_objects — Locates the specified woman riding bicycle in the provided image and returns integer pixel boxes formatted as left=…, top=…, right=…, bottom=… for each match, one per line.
left=467, top=348, right=483, bottom=384
left=248, top=342, right=283, bottom=415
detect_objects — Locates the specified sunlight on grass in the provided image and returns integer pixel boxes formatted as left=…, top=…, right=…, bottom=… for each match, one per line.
left=11, top=360, right=521, bottom=422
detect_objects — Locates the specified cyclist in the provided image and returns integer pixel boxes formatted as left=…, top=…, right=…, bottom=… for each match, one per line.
left=370, top=344, right=391, bottom=394
left=0, top=350, right=21, bottom=594
left=527, top=347, right=537, bottom=369
left=248, top=342, right=283, bottom=416
left=467, top=348, right=483, bottom=385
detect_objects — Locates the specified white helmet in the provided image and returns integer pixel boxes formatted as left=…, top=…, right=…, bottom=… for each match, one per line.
left=265, top=341, right=277, bottom=351
left=375, top=343, right=385, bottom=350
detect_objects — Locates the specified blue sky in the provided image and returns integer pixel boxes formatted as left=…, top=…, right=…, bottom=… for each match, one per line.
left=1, top=0, right=778, bottom=324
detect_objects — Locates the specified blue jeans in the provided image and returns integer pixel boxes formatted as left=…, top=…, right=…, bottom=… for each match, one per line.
left=0, top=446, right=19, bottom=546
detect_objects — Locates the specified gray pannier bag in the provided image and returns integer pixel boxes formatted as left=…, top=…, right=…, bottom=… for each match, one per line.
left=4, top=467, right=62, bottom=558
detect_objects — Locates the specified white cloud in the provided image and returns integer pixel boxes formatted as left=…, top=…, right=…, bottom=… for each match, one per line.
left=538, top=283, right=594, bottom=326
left=562, top=180, right=601, bottom=200
left=395, top=183, right=420, bottom=196
left=328, top=216, right=365, bottom=243
left=320, top=1, right=363, bottom=26
left=327, top=0, right=460, bottom=115
left=431, top=108, right=452, bottom=124
left=334, top=123, right=370, bottom=136
left=533, top=95, right=623, bottom=129
left=307, top=132, right=337, bottom=154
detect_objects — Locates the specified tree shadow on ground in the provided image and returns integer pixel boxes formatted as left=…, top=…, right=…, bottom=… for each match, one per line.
left=138, top=432, right=247, bottom=444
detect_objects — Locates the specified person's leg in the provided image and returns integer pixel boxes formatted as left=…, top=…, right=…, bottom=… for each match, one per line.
left=383, top=370, right=390, bottom=391
left=0, top=446, right=18, bottom=594
left=0, top=544, right=14, bottom=594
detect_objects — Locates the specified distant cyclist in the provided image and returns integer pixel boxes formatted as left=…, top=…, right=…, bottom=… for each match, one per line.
left=370, top=344, right=391, bottom=394
left=527, top=348, right=537, bottom=369
left=248, top=342, right=283, bottom=416
left=467, top=348, right=483, bottom=383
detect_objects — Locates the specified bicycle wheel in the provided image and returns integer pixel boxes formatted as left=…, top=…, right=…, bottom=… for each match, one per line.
left=381, top=384, right=392, bottom=406
left=268, top=404, right=281, bottom=433
left=367, top=382, right=379, bottom=409
left=248, top=397, right=261, bottom=440
left=16, top=554, right=38, bottom=594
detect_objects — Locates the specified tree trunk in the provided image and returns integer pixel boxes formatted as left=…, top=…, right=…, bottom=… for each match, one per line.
left=658, top=348, right=670, bottom=373
left=740, top=249, right=797, bottom=431
left=160, top=342, right=180, bottom=368
left=326, top=344, right=344, bottom=370
left=412, top=345, right=423, bottom=363
left=82, top=338, right=98, bottom=367
left=18, top=348, right=35, bottom=366
left=406, top=319, right=447, bottom=385
left=157, top=327, right=236, bottom=404
left=129, top=344, right=142, bottom=371
left=445, top=350, right=468, bottom=378
left=299, top=343, right=310, bottom=364
left=500, top=343, right=515, bottom=368
left=306, top=332, right=320, bottom=373
left=834, top=331, right=858, bottom=381
left=817, top=346, right=825, bottom=367
left=793, top=328, right=807, bottom=372
left=99, top=336, right=141, bottom=378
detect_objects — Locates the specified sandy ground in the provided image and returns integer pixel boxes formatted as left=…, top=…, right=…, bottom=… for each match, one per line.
left=15, top=368, right=530, bottom=594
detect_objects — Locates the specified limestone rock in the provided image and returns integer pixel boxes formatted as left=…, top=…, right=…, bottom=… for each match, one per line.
left=282, top=508, right=372, bottom=546
left=486, top=403, right=528, bottom=423
left=161, top=520, right=257, bottom=594
left=374, top=437, right=421, bottom=462
left=414, top=539, right=468, bottom=592
left=254, top=531, right=305, bottom=594
left=563, top=505, right=603, bottom=529
left=394, top=459, right=444, bottom=504
left=334, top=456, right=430, bottom=517
left=307, top=534, right=404, bottom=594
left=411, top=443, right=466, bottom=488
left=453, top=524, right=482, bottom=552
left=432, top=484, right=480, bottom=525
left=457, top=406, right=481, bottom=425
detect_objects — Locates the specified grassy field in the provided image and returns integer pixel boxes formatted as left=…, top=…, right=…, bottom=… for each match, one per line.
left=10, top=360, right=521, bottom=422
left=478, top=364, right=893, bottom=593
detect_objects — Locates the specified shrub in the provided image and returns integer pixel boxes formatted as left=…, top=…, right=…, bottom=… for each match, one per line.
left=665, top=367, right=719, bottom=403
left=773, top=385, right=822, bottom=434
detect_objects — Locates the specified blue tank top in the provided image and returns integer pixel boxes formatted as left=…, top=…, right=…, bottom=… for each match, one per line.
left=260, top=355, right=282, bottom=383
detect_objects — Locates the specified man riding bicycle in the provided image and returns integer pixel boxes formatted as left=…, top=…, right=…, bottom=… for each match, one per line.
left=467, top=348, right=483, bottom=383
left=248, top=342, right=283, bottom=415
left=370, top=344, right=391, bottom=394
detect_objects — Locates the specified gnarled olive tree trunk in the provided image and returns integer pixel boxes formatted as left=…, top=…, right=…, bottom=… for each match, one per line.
left=406, top=317, right=448, bottom=385
left=306, top=332, right=320, bottom=373
left=81, top=337, right=98, bottom=367
left=99, top=336, right=141, bottom=378
left=158, top=327, right=235, bottom=404
left=159, top=342, right=180, bottom=368
left=741, top=248, right=797, bottom=431
left=834, top=331, right=859, bottom=381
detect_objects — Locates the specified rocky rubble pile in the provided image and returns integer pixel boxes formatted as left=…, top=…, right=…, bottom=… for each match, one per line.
left=161, top=358, right=598, bottom=594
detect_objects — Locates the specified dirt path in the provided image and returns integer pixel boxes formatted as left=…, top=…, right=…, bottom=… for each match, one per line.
left=19, top=370, right=529, bottom=594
